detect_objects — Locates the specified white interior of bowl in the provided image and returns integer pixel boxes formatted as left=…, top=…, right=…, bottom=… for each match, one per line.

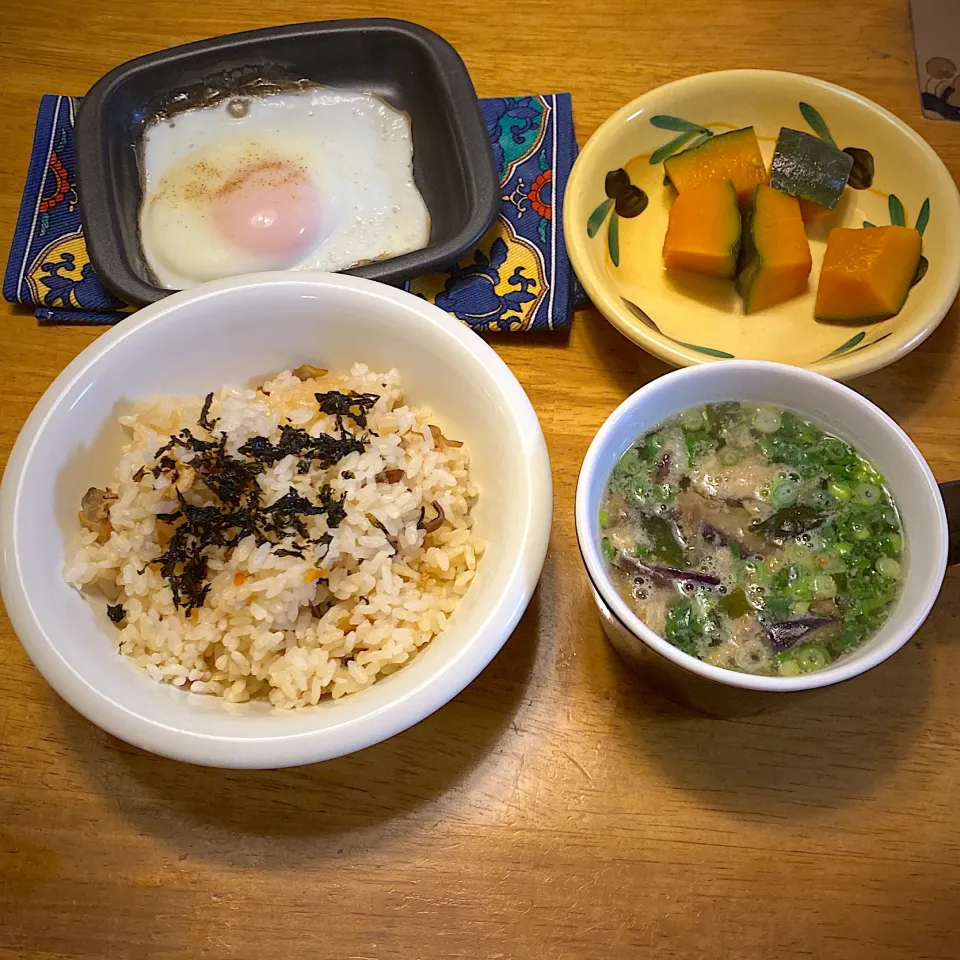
left=576, top=360, right=948, bottom=691
left=0, top=273, right=552, bottom=766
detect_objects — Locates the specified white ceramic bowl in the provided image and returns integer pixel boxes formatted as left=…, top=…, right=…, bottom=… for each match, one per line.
left=576, top=361, right=950, bottom=710
left=0, top=272, right=552, bottom=767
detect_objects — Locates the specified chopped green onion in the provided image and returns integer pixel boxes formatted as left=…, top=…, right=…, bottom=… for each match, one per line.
left=834, top=541, right=853, bottom=557
left=719, top=448, right=741, bottom=466
left=752, top=408, right=782, bottom=434
left=813, top=574, right=837, bottom=599
left=778, top=658, right=801, bottom=677
left=770, top=477, right=800, bottom=508
left=876, top=556, right=902, bottom=579
left=601, top=537, right=615, bottom=562
left=831, top=621, right=864, bottom=655
left=599, top=509, right=610, bottom=528
left=852, top=523, right=872, bottom=541
left=681, top=406, right=706, bottom=431
left=645, top=433, right=666, bottom=455
left=884, top=532, right=902, bottom=554
left=829, top=480, right=852, bottom=500
left=880, top=507, right=898, bottom=527
left=795, top=644, right=830, bottom=673
left=855, top=483, right=882, bottom=506
left=634, top=542, right=651, bottom=557
left=808, top=489, right=832, bottom=509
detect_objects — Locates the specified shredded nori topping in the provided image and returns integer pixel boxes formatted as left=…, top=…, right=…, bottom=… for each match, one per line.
left=151, top=455, right=177, bottom=478
left=106, top=603, right=126, bottom=624
left=239, top=424, right=365, bottom=469
left=315, top=391, right=379, bottom=432
left=198, top=392, right=219, bottom=432
left=147, top=390, right=370, bottom=613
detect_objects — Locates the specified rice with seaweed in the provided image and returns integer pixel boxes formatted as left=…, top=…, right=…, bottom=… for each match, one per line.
left=64, top=363, right=483, bottom=708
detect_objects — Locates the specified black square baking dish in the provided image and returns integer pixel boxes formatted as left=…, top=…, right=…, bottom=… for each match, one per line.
left=74, top=19, right=499, bottom=306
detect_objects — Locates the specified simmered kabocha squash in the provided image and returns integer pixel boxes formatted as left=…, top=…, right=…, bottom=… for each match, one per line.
left=814, top=226, right=922, bottom=322
left=662, top=179, right=741, bottom=279
left=663, top=127, right=768, bottom=205
left=770, top=128, right=853, bottom=212
left=798, top=197, right=835, bottom=225
left=736, top=185, right=812, bottom=313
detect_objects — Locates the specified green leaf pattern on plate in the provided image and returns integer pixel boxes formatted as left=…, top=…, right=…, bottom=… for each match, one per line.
left=672, top=341, right=735, bottom=358
left=888, top=194, right=906, bottom=226
left=587, top=198, right=614, bottom=238
left=649, top=115, right=712, bottom=134
left=820, top=331, right=866, bottom=360
left=649, top=129, right=704, bottom=165
left=915, top=198, right=931, bottom=236
left=607, top=210, right=620, bottom=266
left=799, top=102, right=836, bottom=145
left=863, top=332, right=892, bottom=351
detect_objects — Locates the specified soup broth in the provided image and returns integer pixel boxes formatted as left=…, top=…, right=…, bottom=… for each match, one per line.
left=599, top=403, right=904, bottom=676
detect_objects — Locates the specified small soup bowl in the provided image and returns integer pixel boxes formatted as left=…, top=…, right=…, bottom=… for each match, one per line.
left=575, top=360, right=958, bottom=715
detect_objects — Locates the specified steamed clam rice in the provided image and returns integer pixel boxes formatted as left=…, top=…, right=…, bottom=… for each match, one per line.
left=66, top=363, right=484, bottom=708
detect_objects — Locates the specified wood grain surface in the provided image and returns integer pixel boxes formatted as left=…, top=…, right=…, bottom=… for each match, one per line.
left=2, top=1, right=959, bottom=957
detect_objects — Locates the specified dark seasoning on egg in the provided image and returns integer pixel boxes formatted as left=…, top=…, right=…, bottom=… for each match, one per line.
left=133, top=71, right=316, bottom=179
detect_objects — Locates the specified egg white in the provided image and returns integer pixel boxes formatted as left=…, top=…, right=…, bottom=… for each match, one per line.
left=139, top=88, right=431, bottom=289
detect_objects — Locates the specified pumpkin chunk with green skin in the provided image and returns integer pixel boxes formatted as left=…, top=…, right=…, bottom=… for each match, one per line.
left=663, top=128, right=767, bottom=204
left=662, top=179, right=741, bottom=279
left=736, top=185, right=812, bottom=313
left=770, top=128, right=853, bottom=211
left=815, top=226, right=922, bottom=322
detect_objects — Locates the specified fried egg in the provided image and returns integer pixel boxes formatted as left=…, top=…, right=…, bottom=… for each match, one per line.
left=138, top=88, right=430, bottom=289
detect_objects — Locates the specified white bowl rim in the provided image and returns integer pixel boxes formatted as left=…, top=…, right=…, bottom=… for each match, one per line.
left=0, top=271, right=553, bottom=766
left=575, top=359, right=949, bottom=691
left=564, top=68, right=960, bottom=381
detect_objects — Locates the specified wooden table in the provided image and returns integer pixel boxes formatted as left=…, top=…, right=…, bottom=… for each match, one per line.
left=2, top=1, right=959, bottom=957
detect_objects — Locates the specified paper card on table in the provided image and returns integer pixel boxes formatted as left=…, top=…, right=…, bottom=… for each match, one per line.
left=910, top=0, right=960, bottom=120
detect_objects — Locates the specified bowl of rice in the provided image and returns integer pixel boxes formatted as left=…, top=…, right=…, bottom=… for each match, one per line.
left=0, top=272, right=551, bottom=767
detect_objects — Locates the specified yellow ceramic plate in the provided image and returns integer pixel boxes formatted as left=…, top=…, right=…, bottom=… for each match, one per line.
left=565, top=70, right=960, bottom=379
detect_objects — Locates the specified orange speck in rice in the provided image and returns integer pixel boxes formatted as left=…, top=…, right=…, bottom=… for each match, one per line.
left=234, top=571, right=249, bottom=586
left=304, top=568, right=327, bottom=583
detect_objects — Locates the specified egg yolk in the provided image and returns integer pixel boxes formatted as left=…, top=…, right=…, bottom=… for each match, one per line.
left=212, top=161, right=322, bottom=262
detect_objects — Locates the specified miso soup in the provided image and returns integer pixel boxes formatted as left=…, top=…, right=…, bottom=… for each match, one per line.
left=599, top=403, right=904, bottom=676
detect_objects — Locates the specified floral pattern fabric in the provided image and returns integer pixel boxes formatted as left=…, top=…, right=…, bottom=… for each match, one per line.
left=4, top=93, right=578, bottom=333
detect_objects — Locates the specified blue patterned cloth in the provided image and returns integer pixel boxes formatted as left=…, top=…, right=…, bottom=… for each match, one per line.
left=4, top=93, right=580, bottom=332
